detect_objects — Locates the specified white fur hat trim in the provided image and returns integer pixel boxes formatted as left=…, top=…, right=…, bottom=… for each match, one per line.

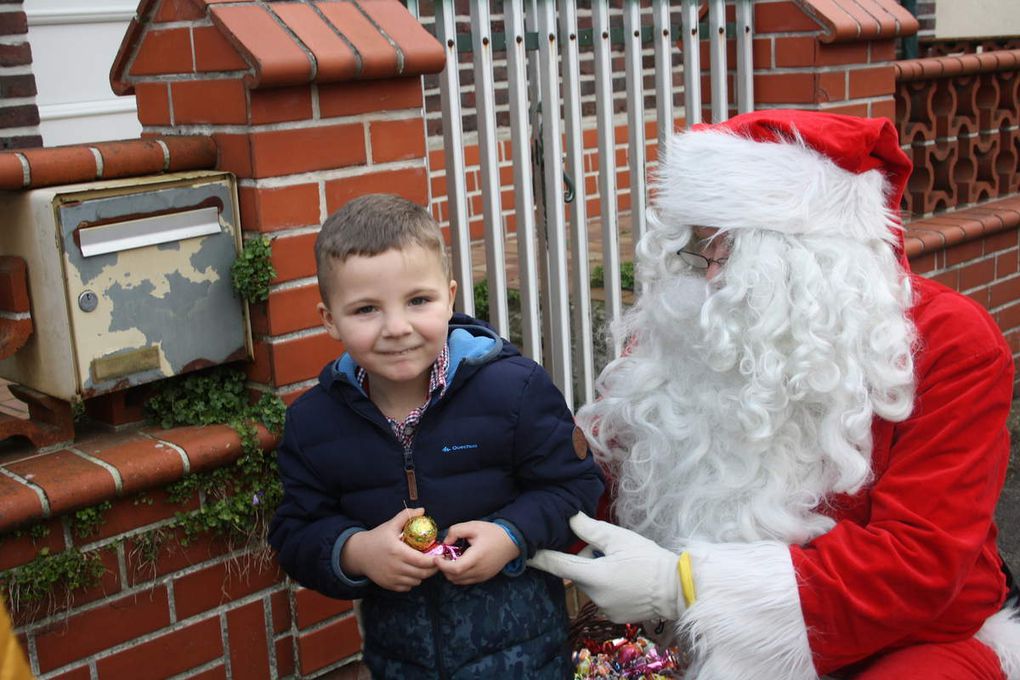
left=653, top=128, right=899, bottom=243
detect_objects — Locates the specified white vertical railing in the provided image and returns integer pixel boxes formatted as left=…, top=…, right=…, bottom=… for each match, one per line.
left=426, top=1, right=754, bottom=405
left=432, top=1, right=473, bottom=316
left=470, top=3, right=510, bottom=338
left=592, top=2, right=622, bottom=356
left=652, top=0, right=676, bottom=150
left=735, top=0, right=756, bottom=114
left=681, top=0, right=703, bottom=125
left=535, top=0, right=573, bottom=406
left=559, top=1, right=594, bottom=405
left=503, top=0, right=542, bottom=361
left=708, top=0, right=729, bottom=122
left=622, top=1, right=647, bottom=247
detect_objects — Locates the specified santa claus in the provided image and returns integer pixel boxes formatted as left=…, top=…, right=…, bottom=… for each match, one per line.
left=529, top=110, right=1020, bottom=679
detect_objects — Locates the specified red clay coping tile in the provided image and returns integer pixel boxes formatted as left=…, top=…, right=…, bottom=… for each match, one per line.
left=356, top=0, right=446, bottom=76
left=212, top=4, right=314, bottom=88
left=271, top=3, right=359, bottom=83
left=896, top=49, right=1020, bottom=82
left=905, top=196, right=1020, bottom=259
left=0, top=424, right=278, bottom=534
left=798, top=0, right=918, bottom=44
left=0, top=136, right=216, bottom=190
left=112, top=0, right=443, bottom=93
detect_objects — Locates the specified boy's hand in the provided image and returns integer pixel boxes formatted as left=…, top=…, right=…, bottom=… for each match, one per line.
left=434, top=521, right=520, bottom=585
left=340, top=507, right=439, bottom=592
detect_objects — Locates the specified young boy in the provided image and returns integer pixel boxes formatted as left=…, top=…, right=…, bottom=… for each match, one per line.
left=268, top=194, right=603, bottom=678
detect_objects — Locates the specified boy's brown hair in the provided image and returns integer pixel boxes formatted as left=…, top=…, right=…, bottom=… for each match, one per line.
left=315, top=194, right=450, bottom=301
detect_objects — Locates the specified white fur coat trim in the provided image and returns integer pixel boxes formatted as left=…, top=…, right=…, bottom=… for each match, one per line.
left=653, top=129, right=897, bottom=243
left=976, top=606, right=1020, bottom=679
left=678, top=540, right=816, bottom=680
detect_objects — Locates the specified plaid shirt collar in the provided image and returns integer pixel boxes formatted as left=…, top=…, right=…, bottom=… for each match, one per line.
left=355, top=343, right=450, bottom=449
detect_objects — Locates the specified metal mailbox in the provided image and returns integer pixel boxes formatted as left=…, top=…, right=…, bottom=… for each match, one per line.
left=0, top=170, right=251, bottom=401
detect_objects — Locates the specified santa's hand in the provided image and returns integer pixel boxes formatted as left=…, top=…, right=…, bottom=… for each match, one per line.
left=527, top=513, right=684, bottom=624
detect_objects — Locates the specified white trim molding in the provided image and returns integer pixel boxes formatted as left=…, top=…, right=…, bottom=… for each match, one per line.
left=39, top=98, right=137, bottom=122
left=26, top=6, right=137, bottom=26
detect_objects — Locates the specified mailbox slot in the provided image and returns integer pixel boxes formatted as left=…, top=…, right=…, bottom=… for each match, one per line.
left=79, top=206, right=222, bottom=257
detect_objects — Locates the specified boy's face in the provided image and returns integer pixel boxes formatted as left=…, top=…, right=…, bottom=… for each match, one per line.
left=318, top=245, right=457, bottom=392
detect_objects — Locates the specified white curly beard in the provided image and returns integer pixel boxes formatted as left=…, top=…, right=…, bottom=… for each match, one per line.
left=578, top=225, right=917, bottom=552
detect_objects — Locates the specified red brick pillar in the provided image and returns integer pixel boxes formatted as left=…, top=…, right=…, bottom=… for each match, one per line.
left=0, top=0, right=41, bottom=149
left=704, top=0, right=918, bottom=123
left=111, top=0, right=444, bottom=403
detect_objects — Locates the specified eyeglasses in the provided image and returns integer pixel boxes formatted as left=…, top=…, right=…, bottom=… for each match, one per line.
left=677, top=249, right=728, bottom=270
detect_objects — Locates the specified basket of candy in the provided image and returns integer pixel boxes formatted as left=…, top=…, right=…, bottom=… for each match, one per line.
left=568, top=602, right=686, bottom=679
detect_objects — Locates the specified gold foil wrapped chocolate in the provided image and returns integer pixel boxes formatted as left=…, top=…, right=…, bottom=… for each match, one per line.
left=402, top=515, right=438, bottom=552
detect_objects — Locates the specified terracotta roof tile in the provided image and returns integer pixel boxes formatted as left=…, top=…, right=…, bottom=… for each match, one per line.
left=316, top=1, right=397, bottom=79
left=797, top=0, right=918, bottom=43
left=112, top=0, right=443, bottom=94
left=840, top=0, right=884, bottom=38
left=5, top=449, right=118, bottom=518
left=211, top=4, right=314, bottom=87
left=896, top=49, right=1020, bottom=82
left=271, top=2, right=359, bottom=82
left=0, top=136, right=216, bottom=190
left=94, top=139, right=166, bottom=178
left=0, top=472, right=46, bottom=530
left=358, top=0, right=446, bottom=76
left=906, top=196, right=1020, bottom=258
left=20, top=145, right=98, bottom=187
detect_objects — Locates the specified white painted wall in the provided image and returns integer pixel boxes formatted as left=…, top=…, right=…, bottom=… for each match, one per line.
left=25, top=0, right=140, bottom=147
left=935, top=0, right=1020, bottom=40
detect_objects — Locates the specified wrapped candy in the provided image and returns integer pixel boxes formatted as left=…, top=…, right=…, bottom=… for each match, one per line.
left=402, top=515, right=438, bottom=551
left=572, top=626, right=683, bottom=679
left=401, top=514, right=461, bottom=560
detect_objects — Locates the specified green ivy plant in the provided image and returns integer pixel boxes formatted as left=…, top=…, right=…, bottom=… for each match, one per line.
left=0, top=548, right=105, bottom=613
left=0, top=368, right=285, bottom=617
left=146, top=368, right=285, bottom=551
left=71, top=501, right=112, bottom=540
left=231, top=237, right=276, bottom=303
left=590, top=261, right=635, bottom=291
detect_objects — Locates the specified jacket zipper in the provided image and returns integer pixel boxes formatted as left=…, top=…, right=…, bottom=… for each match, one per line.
left=403, top=446, right=418, bottom=501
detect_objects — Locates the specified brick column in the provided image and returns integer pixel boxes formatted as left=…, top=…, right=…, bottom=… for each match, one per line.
left=0, top=0, right=40, bottom=149
left=111, top=0, right=444, bottom=404
left=702, top=0, right=918, bottom=123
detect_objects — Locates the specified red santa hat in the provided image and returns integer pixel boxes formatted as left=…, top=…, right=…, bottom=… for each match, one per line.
left=653, top=110, right=913, bottom=244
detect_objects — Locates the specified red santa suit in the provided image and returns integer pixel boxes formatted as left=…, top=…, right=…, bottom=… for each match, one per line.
left=530, top=110, right=1020, bottom=679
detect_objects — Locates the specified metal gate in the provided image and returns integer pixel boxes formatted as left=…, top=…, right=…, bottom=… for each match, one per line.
left=411, top=0, right=755, bottom=409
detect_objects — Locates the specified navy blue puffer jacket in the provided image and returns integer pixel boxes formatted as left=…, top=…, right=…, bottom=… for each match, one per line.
left=269, top=315, right=603, bottom=678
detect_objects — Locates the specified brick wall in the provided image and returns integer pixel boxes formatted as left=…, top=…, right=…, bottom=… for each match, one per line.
left=0, top=426, right=362, bottom=678
left=0, top=0, right=40, bottom=149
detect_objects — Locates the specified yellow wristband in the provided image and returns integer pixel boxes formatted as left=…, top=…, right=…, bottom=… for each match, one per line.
left=677, top=551, right=696, bottom=607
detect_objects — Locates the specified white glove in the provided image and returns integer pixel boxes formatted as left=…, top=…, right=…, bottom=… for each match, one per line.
left=527, top=512, right=683, bottom=624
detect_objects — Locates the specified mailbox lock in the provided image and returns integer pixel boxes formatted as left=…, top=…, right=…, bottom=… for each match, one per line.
left=78, top=290, right=98, bottom=312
